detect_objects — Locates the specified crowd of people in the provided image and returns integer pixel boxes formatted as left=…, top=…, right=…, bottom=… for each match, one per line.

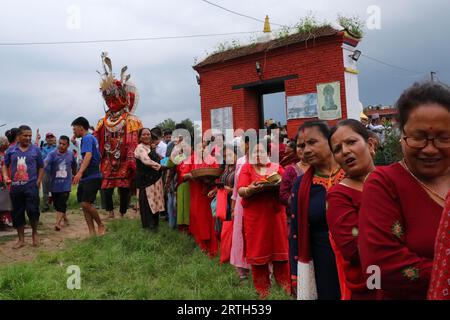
left=0, top=81, right=449, bottom=300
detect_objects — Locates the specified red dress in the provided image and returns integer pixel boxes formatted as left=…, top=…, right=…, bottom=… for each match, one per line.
left=428, top=191, right=450, bottom=300
left=359, top=163, right=443, bottom=300
left=188, top=153, right=219, bottom=257
left=238, top=162, right=288, bottom=265
left=327, top=184, right=377, bottom=300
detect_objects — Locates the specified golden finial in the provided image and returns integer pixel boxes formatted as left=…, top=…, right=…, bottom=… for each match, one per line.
left=263, top=15, right=271, bottom=33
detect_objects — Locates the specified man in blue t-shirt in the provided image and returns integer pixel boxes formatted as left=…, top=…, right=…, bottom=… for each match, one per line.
left=2, top=125, right=44, bottom=249
left=71, top=117, right=105, bottom=236
left=37, top=131, right=57, bottom=212
left=45, top=135, right=77, bottom=231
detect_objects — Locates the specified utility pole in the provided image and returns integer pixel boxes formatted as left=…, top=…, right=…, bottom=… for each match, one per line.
left=431, top=71, right=437, bottom=82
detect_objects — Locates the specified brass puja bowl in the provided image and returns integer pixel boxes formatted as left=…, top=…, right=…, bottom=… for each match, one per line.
left=191, top=167, right=223, bottom=179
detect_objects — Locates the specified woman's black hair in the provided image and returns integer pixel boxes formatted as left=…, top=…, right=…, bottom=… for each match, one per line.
left=5, top=127, right=19, bottom=143
left=297, top=120, right=331, bottom=140
left=150, top=127, right=163, bottom=138
left=249, top=136, right=271, bottom=156
left=396, top=81, right=450, bottom=130
left=223, top=143, right=238, bottom=156
left=288, top=140, right=296, bottom=150
left=329, top=119, right=370, bottom=148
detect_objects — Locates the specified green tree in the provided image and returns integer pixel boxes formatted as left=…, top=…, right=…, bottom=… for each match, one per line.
left=156, top=118, right=200, bottom=138
left=180, top=118, right=200, bottom=137
left=156, top=118, right=176, bottom=131
left=374, top=124, right=403, bottom=165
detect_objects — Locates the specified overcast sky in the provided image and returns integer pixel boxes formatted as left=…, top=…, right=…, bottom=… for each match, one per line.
left=1, top=0, right=449, bottom=138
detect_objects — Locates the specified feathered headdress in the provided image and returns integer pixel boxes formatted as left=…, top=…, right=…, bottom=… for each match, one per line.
left=98, top=52, right=139, bottom=113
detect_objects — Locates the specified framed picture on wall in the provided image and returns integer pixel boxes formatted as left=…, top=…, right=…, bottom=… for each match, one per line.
left=286, top=93, right=318, bottom=119
left=317, top=81, right=342, bottom=120
left=211, top=106, right=233, bottom=133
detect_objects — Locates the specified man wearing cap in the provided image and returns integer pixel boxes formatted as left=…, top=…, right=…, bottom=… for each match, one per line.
left=36, top=131, right=57, bottom=212
left=368, top=113, right=385, bottom=144
left=360, top=112, right=369, bottom=128
left=368, top=113, right=385, bottom=132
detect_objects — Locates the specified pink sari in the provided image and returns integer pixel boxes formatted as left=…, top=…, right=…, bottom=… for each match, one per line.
left=230, top=156, right=250, bottom=270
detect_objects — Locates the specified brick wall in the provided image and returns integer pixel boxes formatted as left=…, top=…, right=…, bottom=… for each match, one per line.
left=196, top=34, right=347, bottom=137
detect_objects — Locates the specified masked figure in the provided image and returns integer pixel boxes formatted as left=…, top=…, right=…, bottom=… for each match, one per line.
left=95, top=52, right=143, bottom=217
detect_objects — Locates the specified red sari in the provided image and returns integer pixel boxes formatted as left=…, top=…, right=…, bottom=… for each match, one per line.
left=359, top=163, right=443, bottom=300
left=428, top=191, right=450, bottom=300
left=188, top=153, right=219, bottom=257
left=238, top=162, right=290, bottom=297
left=239, top=162, right=288, bottom=264
left=327, top=184, right=377, bottom=300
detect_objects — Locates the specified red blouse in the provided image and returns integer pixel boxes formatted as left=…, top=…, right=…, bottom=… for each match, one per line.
left=428, top=191, right=450, bottom=300
left=327, top=184, right=376, bottom=300
left=359, top=163, right=443, bottom=300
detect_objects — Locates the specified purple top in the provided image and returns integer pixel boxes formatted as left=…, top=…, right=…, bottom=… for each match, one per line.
left=4, top=144, right=44, bottom=189
left=45, top=149, right=77, bottom=193
left=279, top=164, right=303, bottom=206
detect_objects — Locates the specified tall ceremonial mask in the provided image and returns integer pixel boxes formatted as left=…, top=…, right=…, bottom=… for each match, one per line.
left=95, top=52, right=143, bottom=190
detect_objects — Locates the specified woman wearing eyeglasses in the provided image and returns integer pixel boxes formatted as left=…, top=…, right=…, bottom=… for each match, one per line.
left=359, top=81, right=450, bottom=299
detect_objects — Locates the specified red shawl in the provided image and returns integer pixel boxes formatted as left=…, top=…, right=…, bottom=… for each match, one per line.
left=297, top=166, right=314, bottom=263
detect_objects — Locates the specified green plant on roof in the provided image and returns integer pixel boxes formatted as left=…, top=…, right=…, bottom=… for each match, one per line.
left=337, top=14, right=365, bottom=38
left=276, top=25, right=292, bottom=39
left=213, top=38, right=242, bottom=54
left=294, top=12, right=331, bottom=35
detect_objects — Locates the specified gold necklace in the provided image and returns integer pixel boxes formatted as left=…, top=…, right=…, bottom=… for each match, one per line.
left=400, top=159, right=446, bottom=201
left=317, top=166, right=340, bottom=188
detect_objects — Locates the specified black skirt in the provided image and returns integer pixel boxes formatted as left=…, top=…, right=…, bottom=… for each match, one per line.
left=138, top=187, right=159, bottom=230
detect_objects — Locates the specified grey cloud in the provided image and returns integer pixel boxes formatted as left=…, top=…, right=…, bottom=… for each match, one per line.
left=1, top=0, right=449, bottom=137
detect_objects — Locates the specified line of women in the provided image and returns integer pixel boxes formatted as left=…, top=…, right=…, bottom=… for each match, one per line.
left=290, top=81, right=450, bottom=300
left=133, top=81, right=449, bottom=300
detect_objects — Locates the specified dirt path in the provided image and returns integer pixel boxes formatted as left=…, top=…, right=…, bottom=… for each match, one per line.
left=0, top=209, right=138, bottom=265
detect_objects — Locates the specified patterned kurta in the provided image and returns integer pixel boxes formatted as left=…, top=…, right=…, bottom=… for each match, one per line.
left=359, top=163, right=442, bottom=299
left=134, top=143, right=165, bottom=213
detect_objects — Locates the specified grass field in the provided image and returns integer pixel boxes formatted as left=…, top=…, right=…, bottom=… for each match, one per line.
left=0, top=205, right=291, bottom=300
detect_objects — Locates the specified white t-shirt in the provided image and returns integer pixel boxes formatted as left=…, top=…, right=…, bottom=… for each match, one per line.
left=156, top=141, right=167, bottom=159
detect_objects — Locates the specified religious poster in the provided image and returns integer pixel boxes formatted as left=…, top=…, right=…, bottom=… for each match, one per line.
left=317, top=81, right=342, bottom=120
left=210, top=106, right=233, bottom=133
left=286, top=93, right=318, bottom=119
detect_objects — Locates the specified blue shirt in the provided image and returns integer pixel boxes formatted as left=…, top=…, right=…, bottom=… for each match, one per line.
left=40, top=144, right=57, bottom=159
left=4, top=144, right=44, bottom=189
left=45, top=150, right=77, bottom=193
left=80, top=133, right=102, bottom=181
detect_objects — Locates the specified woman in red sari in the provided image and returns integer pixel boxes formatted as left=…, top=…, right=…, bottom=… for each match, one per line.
left=359, top=81, right=450, bottom=299
left=428, top=191, right=450, bottom=300
left=327, top=119, right=376, bottom=300
left=185, top=140, right=219, bottom=257
left=238, top=139, right=290, bottom=298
